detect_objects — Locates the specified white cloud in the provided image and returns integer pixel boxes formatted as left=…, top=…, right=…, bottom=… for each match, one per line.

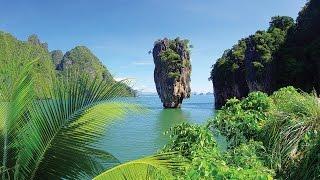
left=114, top=77, right=136, bottom=84
left=132, top=60, right=153, bottom=66
left=136, top=85, right=156, bottom=93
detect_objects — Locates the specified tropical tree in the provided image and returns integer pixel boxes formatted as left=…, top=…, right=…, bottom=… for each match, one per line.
left=0, top=61, right=179, bottom=179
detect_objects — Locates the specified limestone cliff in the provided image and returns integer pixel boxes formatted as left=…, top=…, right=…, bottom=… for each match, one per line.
left=210, top=0, right=320, bottom=109
left=153, top=38, right=191, bottom=108
left=210, top=16, right=293, bottom=108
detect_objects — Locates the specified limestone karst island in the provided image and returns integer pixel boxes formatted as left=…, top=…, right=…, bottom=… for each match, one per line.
left=153, top=38, right=191, bottom=108
left=0, top=0, right=319, bottom=179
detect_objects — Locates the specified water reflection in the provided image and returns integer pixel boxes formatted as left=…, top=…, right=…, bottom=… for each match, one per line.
left=100, top=95, right=215, bottom=162
left=154, top=109, right=187, bottom=147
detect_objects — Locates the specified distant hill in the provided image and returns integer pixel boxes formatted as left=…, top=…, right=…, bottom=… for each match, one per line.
left=0, top=31, right=136, bottom=97
left=53, top=46, right=113, bottom=81
left=0, top=31, right=55, bottom=97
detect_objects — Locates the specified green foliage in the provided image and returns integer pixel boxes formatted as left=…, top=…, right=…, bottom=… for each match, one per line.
left=162, top=86, right=319, bottom=179
left=252, top=61, right=264, bottom=74
left=168, top=72, right=181, bottom=80
left=0, top=62, right=144, bottom=179
left=292, top=136, right=320, bottom=179
left=261, top=87, right=320, bottom=175
left=211, top=0, right=320, bottom=105
left=0, top=31, right=56, bottom=97
left=210, top=19, right=288, bottom=85
left=210, top=92, right=273, bottom=147
left=157, top=38, right=191, bottom=81
left=94, top=153, right=183, bottom=180
left=163, top=123, right=216, bottom=158
left=59, top=46, right=113, bottom=81
left=0, top=31, right=136, bottom=97
left=269, top=16, right=294, bottom=31
left=163, top=123, right=274, bottom=179
left=207, top=87, right=320, bottom=179
left=231, top=63, right=240, bottom=72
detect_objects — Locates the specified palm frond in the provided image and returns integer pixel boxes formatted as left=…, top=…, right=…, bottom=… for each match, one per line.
left=94, top=153, right=183, bottom=180
left=14, top=75, right=143, bottom=179
left=0, top=61, right=35, bottom=179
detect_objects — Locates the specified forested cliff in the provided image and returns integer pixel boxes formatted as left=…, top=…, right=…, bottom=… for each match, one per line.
left=210, top=0, right=320, bottom=108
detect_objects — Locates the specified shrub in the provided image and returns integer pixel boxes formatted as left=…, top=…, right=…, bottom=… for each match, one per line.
left=163, top=123, right=274, bottom=179
left=209, top=92, right=273, bottom=147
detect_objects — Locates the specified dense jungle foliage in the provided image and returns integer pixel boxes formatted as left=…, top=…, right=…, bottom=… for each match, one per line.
left=163, top=86, right=320, bottom=179
left=0, top=31, right=136, bottom=97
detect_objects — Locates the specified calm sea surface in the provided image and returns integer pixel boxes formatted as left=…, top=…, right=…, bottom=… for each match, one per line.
left=101, top=94, right=219, bottom=162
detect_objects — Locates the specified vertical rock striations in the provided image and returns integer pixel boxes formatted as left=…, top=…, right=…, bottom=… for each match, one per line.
left=153, top=38, right=191, bottom=108
left=210, top=0, right=320, bottom=109
left=210, top=16, right=294, bottom=109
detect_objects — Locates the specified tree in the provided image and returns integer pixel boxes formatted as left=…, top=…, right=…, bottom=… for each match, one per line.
left=269, top=16, right=294, bottom=31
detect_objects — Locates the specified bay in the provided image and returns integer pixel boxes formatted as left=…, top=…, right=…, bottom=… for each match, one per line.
left=100, top=94, right=218, bottom=162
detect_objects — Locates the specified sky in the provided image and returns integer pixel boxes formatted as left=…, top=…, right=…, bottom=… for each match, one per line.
left=0, top=0, right=306, bottom=93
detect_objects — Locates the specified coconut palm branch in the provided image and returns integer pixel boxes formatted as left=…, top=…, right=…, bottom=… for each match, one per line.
left=0, top=63, right=143, bottom=179
left=94, top=152, right=183, bottom=180
left=0, top=61, right=35, bottom=179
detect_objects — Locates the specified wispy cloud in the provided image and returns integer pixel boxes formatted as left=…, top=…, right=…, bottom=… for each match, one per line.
left=132, top=60, right=153, bottom=66
left=114, top=77, right=136, bottom=82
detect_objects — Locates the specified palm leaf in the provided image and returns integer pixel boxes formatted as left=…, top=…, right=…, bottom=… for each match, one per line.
left=0, top=61, right=35, bottom=179
left=13, top=75, right=143, bottom=179
left=94, top=153, right=183, bottom=180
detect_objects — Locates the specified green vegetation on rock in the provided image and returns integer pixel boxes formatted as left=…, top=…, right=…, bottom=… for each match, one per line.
left=58, top=46, right=113, bottom=81
left=210, top=0, right=320, bottom=108
left=153, top=37, right=192, bottom=108
left=0, top=31, right=136, bottom=97
left=0, top=31, right=55, bottom=97
left=157, top=38, right=191, bottom=80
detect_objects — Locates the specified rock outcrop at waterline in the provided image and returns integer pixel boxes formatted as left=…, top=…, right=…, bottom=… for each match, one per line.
left=153, top=38, right=192, bottom=108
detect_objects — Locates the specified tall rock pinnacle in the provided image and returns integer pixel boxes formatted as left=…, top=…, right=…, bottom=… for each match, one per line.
left=153, top=38, right=192, bottom=108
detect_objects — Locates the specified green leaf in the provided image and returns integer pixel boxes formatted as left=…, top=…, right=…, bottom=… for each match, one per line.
left=94, top=153, right=183, bottom=180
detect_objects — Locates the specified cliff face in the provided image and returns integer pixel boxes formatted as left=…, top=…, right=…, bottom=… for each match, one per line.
left=211, top=17, right=293, bottom=108
left=153, top=38, right=191, bottom=108
left=211, top=0, right=320, bottom=109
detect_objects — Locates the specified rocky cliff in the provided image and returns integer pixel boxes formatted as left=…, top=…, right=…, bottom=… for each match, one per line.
left=153, top=38, right=191, bottom=108
left=210, top=0, right=320, bottom=109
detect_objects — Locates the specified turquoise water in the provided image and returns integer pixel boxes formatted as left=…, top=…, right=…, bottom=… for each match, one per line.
left=101, top=94, right=216, bottom=162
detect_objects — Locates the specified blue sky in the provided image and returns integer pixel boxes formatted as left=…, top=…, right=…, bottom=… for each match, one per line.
left=0, top=0, right=306, bottom=92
